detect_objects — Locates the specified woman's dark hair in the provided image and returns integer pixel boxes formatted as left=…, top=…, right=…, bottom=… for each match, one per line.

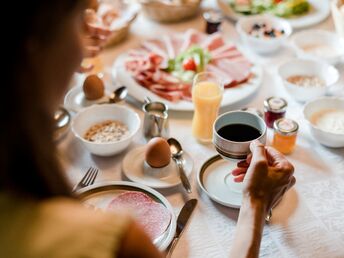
left=1, top=1, right=86, bottom=199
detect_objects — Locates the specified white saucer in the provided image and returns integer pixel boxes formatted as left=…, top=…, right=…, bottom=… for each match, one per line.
left=64, top=86, right=112, bottom=113
left=122, top=146, right=193, bottom=189
left=197, top=155, right=244, bottom=209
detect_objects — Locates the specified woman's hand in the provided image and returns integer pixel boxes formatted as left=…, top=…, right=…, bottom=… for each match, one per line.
left=229, top=141, right=295, bottom=258
left=232, top=141, right=295, bottom=213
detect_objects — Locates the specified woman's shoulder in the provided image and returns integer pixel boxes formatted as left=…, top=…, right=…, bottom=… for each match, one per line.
left=0, top=193, right=131, bottom=258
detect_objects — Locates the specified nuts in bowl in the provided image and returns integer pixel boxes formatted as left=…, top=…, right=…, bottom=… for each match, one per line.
left=71, top=104, right=140, bottom=156
left=278, top=59, right=339, bottom=103
left=236, top=15, right=292, bottom=54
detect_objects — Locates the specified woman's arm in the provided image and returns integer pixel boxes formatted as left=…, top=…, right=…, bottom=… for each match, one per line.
left=230, top=197, right=267, bottom=258
left=230, top=141, right=295, bottom=258
left=117, top=221, right=163, bottom=258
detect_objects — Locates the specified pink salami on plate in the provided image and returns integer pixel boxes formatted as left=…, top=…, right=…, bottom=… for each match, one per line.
left=108, top=191, right=171, bottom=241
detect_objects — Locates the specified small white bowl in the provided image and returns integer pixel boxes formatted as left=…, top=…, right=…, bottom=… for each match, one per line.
left=71, top=104, right=140, bottom=156
left=291, top=29, right=344, bottom=65
left=236, top=15, right=292, bottom=55
left=278, top=59, right=339, bottom=103
left=303, top=97, right=344, bottom=148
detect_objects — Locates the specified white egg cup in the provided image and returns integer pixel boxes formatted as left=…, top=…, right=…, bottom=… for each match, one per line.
left=143, top=160, right=173, bottom=178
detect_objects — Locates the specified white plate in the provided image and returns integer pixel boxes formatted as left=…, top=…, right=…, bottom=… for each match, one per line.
left=197, top=155, right=244, bottom=208
left=76, top=181, right=176, bottom=251
left=64, top=86, right=112, bottom=113
left=112, top=53, right=263, bottom=112
left=217, top=0, right=330, bottom=29
left=122, top=146, right=193, bottom=189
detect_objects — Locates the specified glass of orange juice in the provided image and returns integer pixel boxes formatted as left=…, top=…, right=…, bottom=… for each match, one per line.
left=192, top=72, right=224, bottom=142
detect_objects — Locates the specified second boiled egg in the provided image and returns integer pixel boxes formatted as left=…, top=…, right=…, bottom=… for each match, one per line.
left=145, top=137, right=171, bottom=168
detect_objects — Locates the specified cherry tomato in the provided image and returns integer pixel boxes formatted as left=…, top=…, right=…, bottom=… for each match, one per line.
left=183, top=58, right=197, bottom=71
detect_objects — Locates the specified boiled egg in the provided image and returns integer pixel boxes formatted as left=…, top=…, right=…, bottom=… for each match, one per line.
left=83, top=74, right=105, bottom=100
left=145, top=137, right=171, bottom=168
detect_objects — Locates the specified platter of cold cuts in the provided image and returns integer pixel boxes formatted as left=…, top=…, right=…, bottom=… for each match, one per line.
left=76, top=181, right=176, bottom=251
left=113, top=29, right=262, bottom=111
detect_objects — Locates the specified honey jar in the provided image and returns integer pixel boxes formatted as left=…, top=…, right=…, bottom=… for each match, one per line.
left=264, top=97, right=287, bottom=128
left=273, top=118, right=298, bottom=155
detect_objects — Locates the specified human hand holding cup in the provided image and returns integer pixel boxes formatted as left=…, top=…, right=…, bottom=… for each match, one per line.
left=233, top=141, right=296, bottom=215
left=213, top=110, right=267, bottom=192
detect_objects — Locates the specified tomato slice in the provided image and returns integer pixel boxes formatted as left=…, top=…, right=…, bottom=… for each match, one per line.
left=183, top=58, right=197, bottom=71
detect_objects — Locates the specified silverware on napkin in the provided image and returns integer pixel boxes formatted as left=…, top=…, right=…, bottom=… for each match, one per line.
left=165, top=199, right=197, bottom=257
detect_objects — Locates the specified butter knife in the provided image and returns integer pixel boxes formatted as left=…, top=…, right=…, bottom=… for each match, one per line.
left=166, top=199, right=198, bottom=257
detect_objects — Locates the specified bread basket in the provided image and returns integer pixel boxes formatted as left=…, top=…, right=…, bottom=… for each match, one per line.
left=140, top=0, right=201, bottom=23
left=106, top=12, right=138, bottom=46
left=88, top=0, right=139, bottom=47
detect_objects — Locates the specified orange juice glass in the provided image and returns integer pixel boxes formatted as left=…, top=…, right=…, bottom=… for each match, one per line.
left=192, top=72, right=224, bottom=142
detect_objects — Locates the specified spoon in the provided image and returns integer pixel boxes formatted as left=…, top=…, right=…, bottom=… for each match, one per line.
left=167, top=138, right=192, bottom=193
left=53, top=107, right=71, bottom=141
left=109, top=86, right=128, bottom=103
left=99, top=86, right=128, bottom=104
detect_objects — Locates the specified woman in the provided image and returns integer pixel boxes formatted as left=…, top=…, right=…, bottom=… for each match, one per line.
left=0, top=0, right=294, bottom=257
left=1, top=1, right=161, bottom=257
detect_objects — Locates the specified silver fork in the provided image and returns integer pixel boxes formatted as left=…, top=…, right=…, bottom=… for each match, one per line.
left=73, top=167, right=99, bottom=192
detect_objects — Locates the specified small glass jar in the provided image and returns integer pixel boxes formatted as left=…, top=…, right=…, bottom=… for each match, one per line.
left=273, top=118, right=299, bottom=155
left=203, top=10, right=223, bottom=34
left=264, top=97, right=287, bottom=128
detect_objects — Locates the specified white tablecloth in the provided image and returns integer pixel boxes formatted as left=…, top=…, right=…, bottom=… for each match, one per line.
left=59, top=1, right=344, bottom=257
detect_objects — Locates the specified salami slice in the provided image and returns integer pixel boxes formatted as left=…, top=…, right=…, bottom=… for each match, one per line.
left=108, top=191, right=171, bottom=240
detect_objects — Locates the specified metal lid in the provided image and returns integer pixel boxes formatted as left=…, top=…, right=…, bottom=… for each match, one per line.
left=203, top=10, right=223, bottom=23
left=264, top=97, right=288, bottom=113
left=274, top=118, right=299, bottom=136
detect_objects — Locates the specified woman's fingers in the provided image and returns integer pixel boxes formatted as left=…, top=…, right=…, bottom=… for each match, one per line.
left=288, top=176, right=296, bottom=190
left=232, top=167, right=247, bottom=176
left=237, top=159, right=250, bottom=168
left=266, top=147, right=294, bottom=171
left=233, top=174, right=245, bottom=182
left=249, top=141, right=267, bottom=165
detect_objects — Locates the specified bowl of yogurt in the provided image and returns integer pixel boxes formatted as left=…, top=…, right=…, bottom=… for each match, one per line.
left=291, top=30, right=344, bottom=65
left=303, top=97, right=344, bottom=148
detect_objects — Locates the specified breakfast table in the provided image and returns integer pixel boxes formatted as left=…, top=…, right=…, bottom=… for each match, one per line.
left=58, top=0, right=344, bottom=257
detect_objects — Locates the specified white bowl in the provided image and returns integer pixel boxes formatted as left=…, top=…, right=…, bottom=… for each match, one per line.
left=71, top=104, right=140, bottom=156
left=291, top=29, right=344, bottom=65
left=236, top=15, right=292, bottom=54
left=303, top=97, right=344, bottom=148
left=278, top=59, right=339, bottom=103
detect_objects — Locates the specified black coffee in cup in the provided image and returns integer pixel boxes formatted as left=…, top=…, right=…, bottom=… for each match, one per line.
left=217, top=124, right=262, bottom=142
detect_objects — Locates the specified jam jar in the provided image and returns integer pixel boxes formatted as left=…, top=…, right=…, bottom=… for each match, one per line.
left=273, top=118, right=299, bottom=155
left=264, top=97, right=287, bottom=128
left=203, top=10, right=223, bottom=34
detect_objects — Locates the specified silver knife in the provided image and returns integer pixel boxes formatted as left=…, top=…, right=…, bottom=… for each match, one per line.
left=166, top=199, right=198, bottom=257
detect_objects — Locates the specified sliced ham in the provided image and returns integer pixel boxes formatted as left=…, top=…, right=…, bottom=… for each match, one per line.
left=124, top=30, right=253, bottom=102
left=162, top=35, right=176, bottom=59
left=209, top=43, right=236, bottom=57
left=201, top=33, right=225, bottom=51
left=179, top=29, right=206, bottom=53
left=214, top=59, right=252, bottom=83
